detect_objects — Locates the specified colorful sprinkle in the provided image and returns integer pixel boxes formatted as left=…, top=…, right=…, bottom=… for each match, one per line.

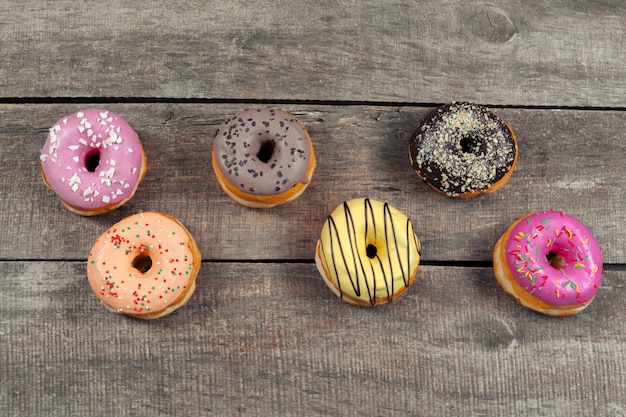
left=502, top=210, right=603, bottom=309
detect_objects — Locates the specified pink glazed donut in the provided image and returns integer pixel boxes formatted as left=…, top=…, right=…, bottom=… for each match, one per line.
left=493, top=210, right=604, bottom=316
left=40, top=109, right=147, bottom=216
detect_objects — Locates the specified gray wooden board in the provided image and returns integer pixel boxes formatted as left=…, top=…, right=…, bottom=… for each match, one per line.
left=1, top=262, right=624, bottom=417
left=0, top=1, right=625, bottom=106
left=1, top=104, right=624, bottom=263
left=2, top=1, right=626, bottom=416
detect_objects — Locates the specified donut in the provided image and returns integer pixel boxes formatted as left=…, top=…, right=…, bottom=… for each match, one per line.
left=87, top=212, right=202, bottom=319
left=40, top=109, right=147, bottom=216
left=315, top=198, right=421, bottom=306
left=493, top=210, right=604, bottom=316
left=408, top=102, right=518, bottom=198
left=211, top=108, right=316, bottom=208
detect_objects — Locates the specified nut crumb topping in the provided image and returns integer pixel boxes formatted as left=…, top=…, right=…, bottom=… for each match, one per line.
left=409, top=102, right=516, bottom=196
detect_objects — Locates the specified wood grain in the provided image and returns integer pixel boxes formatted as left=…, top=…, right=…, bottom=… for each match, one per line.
left=1, top=262, right=624, bottom=417
left=1, top=104, right=624, bottom=263
left=0, top=1, right=625, bottom=106
left=2, top=2, right=626, bottom=416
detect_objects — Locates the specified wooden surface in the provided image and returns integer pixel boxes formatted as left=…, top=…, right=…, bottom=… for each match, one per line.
left=1, top=1, right=625, bottom=416
left=1, top=1, right=625, bottom=107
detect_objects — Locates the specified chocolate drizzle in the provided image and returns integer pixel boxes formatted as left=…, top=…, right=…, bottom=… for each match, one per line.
left=408, top=102, right=517, bottom=196
left=317, top=198, right=421, bottom=305
left=213, top=108, right=314, bottom=196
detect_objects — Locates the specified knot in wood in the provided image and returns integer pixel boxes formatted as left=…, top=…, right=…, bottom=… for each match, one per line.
left=461, top=4, right=517, bottom=44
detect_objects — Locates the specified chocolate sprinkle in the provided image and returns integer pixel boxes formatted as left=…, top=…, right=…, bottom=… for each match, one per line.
left=212, top=108, right=314, bottom=195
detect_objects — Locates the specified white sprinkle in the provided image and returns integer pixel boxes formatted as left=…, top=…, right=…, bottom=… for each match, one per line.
left=63, top=118, right=68, bottom=124
left=72, top=156, right=80, bottom=163
left=83, top=187, right=94, bottom=197
left=99, top=111, right=109, bottom=119
left=76, top=112, right=84, bottom=118
left=87, top=129, right=93, bottom=137
left=78, top=138, right=88, bottom=146
left=116, top=189, right=123, bottom=196
left=69, top=172, right=81, bottom=186
left=54, top=125, right=61, bottom=133
left=110, top=159, right=117, bottom=167
left=77, top=125, right=85, bottom=133
left=102, top=195, right=110, bottom=203
left=85, top=121, right=92, bottom=129
left=127, top=148, right=133, bottom=154
left=71, top=183, right=79, bottom=192
left=40, top=154, right=47, bottom=162
left=131, top=167, right=137, bottom=175
left=68, top=145, right=80, bottom=151
left=105, top=131, right=118, bottom=147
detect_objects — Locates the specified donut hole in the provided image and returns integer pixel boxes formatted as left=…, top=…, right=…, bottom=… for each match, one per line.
left=256, top=139, right=276, bottom=163
left=85, top=149, right=101, bottom=172
left=132, top=252, right=153, bottom=274
left=366, top=244, right=378, bottom=259
left=546, top=251, right=567, bottom=269
left=460, top=135, right=481, bottom=155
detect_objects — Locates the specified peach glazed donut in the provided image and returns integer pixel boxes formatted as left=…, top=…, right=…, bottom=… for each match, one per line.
left=40, top=109, right=146, bottom=215
left=315, top=198, right=421, bottom=306
left=87, top=212, right=202, bottom=319
left=493, top=210, right=604, bottom=316
left=212, top=108, right=316, bottom=208
left=408, top=102, right=517, bottom=198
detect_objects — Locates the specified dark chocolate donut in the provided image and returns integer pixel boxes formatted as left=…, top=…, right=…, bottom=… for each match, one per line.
left=408, top=102, right=518, bottom=198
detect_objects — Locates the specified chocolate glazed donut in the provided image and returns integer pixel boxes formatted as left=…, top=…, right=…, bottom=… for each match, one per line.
left=408, top=102, right=518, bottom=198
left=212, top=108, right=316, bottom=208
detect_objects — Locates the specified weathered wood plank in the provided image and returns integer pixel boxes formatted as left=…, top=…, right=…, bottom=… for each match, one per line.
left=1, top=262, right=624, bottom=417
left=0, top=1, right=625, bottom=106
left=1, top=104, right=624, bottom=263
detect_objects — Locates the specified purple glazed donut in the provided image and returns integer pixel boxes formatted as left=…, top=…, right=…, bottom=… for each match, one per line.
left=211, top=108, right=316, bottom=208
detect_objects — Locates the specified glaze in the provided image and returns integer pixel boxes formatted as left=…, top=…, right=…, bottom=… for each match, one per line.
left=40, top=109, right=146, bottom=215
left=315, top=198, right=421, bottom=306
left=409, top=102, right=517, bottom=197
left=87, top=212, right=202, bottom=319
left=493, top=210, right=603, bottom=316
left=212, top=108, right=316, bottom=207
